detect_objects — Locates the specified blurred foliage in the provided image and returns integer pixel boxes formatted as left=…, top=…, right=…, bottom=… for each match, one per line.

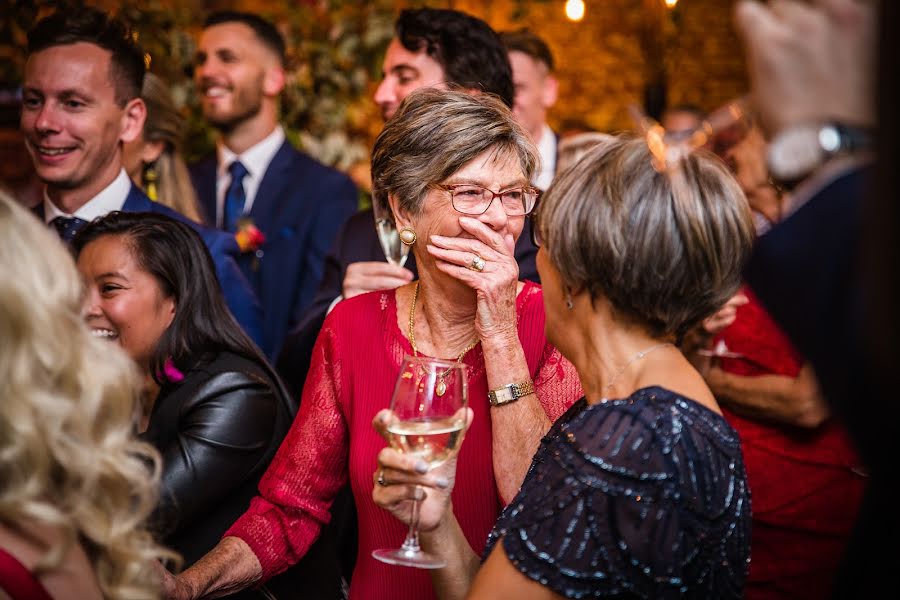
left=2, top=0, right=395, bottom=171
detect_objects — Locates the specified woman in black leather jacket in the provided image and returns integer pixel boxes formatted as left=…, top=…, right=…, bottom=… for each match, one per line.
left=72, top=212, right=297, bottom=574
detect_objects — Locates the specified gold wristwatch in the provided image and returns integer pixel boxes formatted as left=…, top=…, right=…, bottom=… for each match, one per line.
left=488, top=380, right=535, bottom=406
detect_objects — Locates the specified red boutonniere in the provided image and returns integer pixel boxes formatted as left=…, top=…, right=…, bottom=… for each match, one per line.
left=235, top=218, right=266, bottom=253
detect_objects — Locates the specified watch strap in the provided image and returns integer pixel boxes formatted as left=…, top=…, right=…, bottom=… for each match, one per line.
left=768, top=122, right=873, bottom=186
left=488, top=380, right=536, bottom=406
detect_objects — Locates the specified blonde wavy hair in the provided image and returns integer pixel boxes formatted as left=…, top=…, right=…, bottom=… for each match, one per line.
left=0, top=192, right=176, bottom=599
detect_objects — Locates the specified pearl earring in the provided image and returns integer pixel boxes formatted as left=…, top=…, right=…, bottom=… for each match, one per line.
left=399, top=227, right=417, bottom=246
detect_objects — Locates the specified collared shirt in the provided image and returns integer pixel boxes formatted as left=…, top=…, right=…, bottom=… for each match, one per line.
left=43, top=168, right=132, bottom=224
left=215, top=126, right=286, bottom=228
left=533, top=123, right=557, bottom=192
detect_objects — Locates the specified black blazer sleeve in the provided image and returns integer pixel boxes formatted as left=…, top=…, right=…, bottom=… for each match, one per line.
left=145, top=368, right=280, bottom=536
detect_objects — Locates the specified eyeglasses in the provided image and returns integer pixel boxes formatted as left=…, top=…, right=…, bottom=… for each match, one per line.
left=433, top=183, right=539, bottom=216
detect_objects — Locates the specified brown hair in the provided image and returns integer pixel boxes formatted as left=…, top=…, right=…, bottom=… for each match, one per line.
left=537, top=136, right=754, bottom=339
left=371, top=88, right=537, bottom=218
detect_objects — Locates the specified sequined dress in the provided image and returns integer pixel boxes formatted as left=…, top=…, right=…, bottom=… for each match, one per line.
left=484, top=386, right=751, bottom=598
left=224, top=282, right=581, bottom=600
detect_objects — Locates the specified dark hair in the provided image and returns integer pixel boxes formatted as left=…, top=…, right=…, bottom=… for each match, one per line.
left=72, top=212, right=267, bottom=384
left=395, top=9, right=513, bottom=109
left=204, top=11, right=286, bottom=66
left=500, top=28, right=554, bottom=71
left=26, top=7, right=145, bottom=106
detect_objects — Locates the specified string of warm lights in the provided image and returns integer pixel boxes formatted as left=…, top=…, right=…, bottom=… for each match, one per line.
left=564, top=0, right=585, bottom=22
left=565, top=0, right=679, bottom=22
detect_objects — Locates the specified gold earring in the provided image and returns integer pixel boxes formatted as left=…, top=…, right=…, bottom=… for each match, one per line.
left=564, top=287, right=574, bottom=310
left=143, top=162, right=159, bottom=201
left=399, top=227, right=417, bottom=246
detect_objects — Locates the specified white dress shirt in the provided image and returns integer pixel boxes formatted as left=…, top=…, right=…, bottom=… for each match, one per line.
left=215, top=126, right=286, bottom=228
left=43, top=169, right=132, bottom=224
left=533, top=123, right=557, bottom=192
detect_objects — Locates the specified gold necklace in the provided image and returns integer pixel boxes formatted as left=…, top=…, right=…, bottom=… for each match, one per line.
left=408, top=281, right=479, bottom=396
left=600, top=342, right=674, bottom=402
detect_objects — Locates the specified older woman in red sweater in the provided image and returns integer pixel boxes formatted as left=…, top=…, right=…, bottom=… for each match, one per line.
left=163, top=90, right=581, bottom=600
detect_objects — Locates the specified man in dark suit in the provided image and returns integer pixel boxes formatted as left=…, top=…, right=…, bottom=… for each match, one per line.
left=734, top=0, right=892, bottom=595
left=190, top=11, right=358, bottom=358
left=21, top=8, right=263, bottom=346
left=278, top=8, right=540, bottom=396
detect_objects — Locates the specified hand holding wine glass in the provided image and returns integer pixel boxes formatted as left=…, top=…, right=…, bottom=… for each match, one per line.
left=371, top=356, right=470, bottom=569
left=371, top=407, right=473, bottom=533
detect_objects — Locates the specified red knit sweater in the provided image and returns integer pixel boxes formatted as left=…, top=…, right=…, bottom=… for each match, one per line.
left=225, top=283, right=580, bottom=599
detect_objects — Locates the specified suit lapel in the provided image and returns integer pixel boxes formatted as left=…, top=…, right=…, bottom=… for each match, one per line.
left=249, top=141, right=298, bottom=234
left=191, top=156, right=219, bottom=226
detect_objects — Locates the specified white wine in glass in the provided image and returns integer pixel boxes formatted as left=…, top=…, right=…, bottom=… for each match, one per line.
left=375, top=217, right=410, bottom=268
left=387, top=416, right=466, bottom=470
left=372, top=355, right=468, bottom=569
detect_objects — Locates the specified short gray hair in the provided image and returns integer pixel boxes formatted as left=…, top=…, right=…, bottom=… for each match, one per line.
left=371, top=88, right=537, bottom=218
left=537, top=136, right=755, bottom=339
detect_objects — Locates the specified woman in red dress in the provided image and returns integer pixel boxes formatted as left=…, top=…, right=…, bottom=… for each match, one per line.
left=163, top=90, right=581, bottom=600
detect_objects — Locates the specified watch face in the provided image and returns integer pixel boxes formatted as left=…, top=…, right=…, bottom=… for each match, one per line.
left=767, top=125, right=825, bottom=182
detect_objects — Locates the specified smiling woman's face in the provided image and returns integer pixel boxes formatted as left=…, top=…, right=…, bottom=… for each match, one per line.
left=77, top=234, right=175, bottom=373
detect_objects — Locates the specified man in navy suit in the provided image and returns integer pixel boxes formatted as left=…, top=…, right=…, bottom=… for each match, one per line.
left=189, top=12, right=358, bottom=358
left=21, top=8, right=263, bottom=346
left=734, top=0, right=891, bottom=595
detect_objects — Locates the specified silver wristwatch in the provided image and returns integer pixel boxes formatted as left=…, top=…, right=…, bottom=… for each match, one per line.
left=767, top=122, right=872, bottom=185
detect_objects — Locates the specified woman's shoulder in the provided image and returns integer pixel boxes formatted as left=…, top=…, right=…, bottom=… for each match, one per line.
left=169, top=352, right=281, bottom=407
left=324, top=289, right=397, bottom=334
left=566, top=386, right=743, bottom=461
left=330, top=288, right=396, bottom=316
left=488, top=387, right=751, bottom=597
left=516, top=280, right=543, bottom=313
left=0, top=521, right=103, bottom=600
left=529, top=386, right=743, bottom=497
left=185, top=351, right=269, bottom=382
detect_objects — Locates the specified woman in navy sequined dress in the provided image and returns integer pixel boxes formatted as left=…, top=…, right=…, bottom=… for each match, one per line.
left=372, top=136, right=756, bottom=598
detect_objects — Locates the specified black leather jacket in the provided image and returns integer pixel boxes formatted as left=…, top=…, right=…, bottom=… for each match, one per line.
left=142, top=352, right=296, bottom=568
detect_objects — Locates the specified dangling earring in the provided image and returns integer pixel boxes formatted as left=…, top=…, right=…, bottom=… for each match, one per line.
left=564, top=286, right=574, bottom=310
left=399, top=227, right=417, bottom=246
left=143, top=162, right=159, bottom=201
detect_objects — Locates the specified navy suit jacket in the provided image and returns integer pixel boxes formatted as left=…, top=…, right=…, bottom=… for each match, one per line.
left=744, top=166, right=898, bottom=596
left=191, top=141, right=358, bottom=358
left=36, top=184, right=264, bottom=347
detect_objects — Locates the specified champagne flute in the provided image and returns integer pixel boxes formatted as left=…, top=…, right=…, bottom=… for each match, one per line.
left=373, top=200, right=409, bottom=267
left=372, top=355, right=468, bottom=569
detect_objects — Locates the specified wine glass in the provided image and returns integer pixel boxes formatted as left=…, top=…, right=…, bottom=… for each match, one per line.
left=372, top=355, right=468, bottom=569
left=373, top=200, right=409, bottom=267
